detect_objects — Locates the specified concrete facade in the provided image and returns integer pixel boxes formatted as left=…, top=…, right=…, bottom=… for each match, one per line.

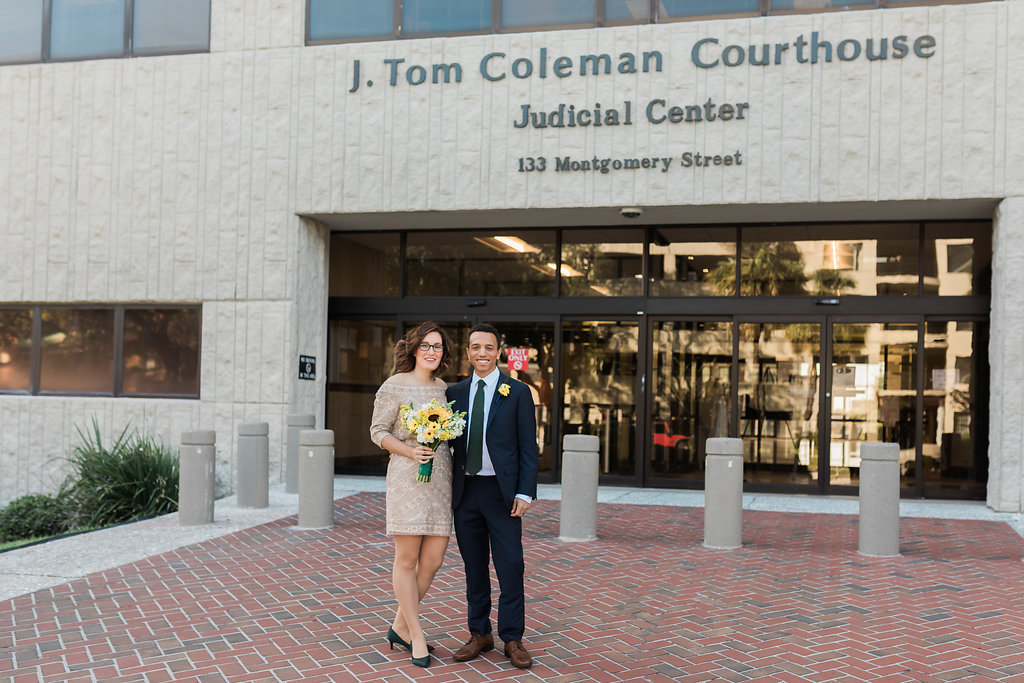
left=1, top=0, right=1022, bottom=511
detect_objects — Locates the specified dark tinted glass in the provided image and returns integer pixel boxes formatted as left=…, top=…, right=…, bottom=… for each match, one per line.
left=39, top=309, right=114, bottom=393
left=607, top=0, right=650, bottom=22
left=503, top=0, right=592, bottom=28
left=0, top=308, right=33, bottom=392
left=0, top=0, right=43, bottom=63
left=406, top=230, right=556, bottom=296
left=924, top=222, right=991, bottom=296
left=122, top=308, right=201, bottom=396
left=660, top=0, right=758, bottom=18
left=309, top=0, right=392, bottom=40
left=50, top=0, right=125, bottom=60
left=404, top=0, right=490, bottom=34
left=561, top=228, right=644, bottom=296
left=133, top=0, right=210, bottom=55
left=649, top=227, right=736, bottom=296
left=330, top=233, right=400, bottom=297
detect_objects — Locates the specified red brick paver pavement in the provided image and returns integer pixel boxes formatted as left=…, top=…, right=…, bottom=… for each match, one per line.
left=2, top=493, right=1024, bottom=682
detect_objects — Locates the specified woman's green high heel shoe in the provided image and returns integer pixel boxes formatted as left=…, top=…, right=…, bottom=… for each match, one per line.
left=386, top=628, right=435, bottom=653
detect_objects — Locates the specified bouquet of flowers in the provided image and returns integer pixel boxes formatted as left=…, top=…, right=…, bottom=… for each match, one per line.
left=400, top=398, right=467, bottom=482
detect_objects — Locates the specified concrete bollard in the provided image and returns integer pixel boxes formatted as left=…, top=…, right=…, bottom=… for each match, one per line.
left=179, top=430, right=216, bottom=526
left=286, top=414, right=316, bottom=494
left=298, top=429, right=335, bottom=529
left=559, top=434, right=601, bottom=542
left=237, top=422, right=270, bottom=509
left=704, top=437, right=744, bottom=549
left=858, top=442, right=901, bottom=557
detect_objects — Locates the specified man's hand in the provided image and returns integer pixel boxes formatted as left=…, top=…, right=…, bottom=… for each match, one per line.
left=510, top=498, right=530, bottom=517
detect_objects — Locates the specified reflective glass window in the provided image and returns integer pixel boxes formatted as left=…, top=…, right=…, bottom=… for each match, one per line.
left=740, top=224, right=920, bottom=296
left=328, top=320, right=397, bottom=472
left=133, top=0, right=209, bottom=55
left=924, top=222, right=991, bottom=296
left=607, top=0, right=650, bottom=22
left=830, top=322, right=918, bottom=488
left=922, top=320, right=986, bottom=495
left=650, top=320, right=732, bottom=481
left=561, top=320, right=639, bottom=477
left=0, top=0, right=43, bottom=63
left=122, top=308, right=200, bottom=396
left=739, top=322, right=821, bottom=486
left=405, top=230, right=556, bottom=297
left=330, top=233, right=400, bottom=297
left=309, top=0, right=392, bottom=41
left=659, top=0, right=759, bottom=19
left=39, top=309, right=114, bottom=393
left=561, top=229, right=644, bottom=296
left=50, top=0, right=126, bottom=61
left=649, top=227, right=736, bottom=296
left=771, top=0, right=873, bottom=10
left=0, top=308, right=33, bottom=392
left=404, top=0, right=490, bottom=35
left=503, top=0, right=593, bottom=28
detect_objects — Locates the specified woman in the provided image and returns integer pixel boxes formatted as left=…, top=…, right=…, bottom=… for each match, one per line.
left=369, top=321, right=454, bottom=668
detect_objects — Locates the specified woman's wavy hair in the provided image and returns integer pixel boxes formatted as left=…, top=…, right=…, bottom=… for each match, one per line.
left=394, top=321, right=453, bottom=377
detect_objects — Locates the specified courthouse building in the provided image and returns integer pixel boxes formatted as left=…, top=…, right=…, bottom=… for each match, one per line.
left=1, top=0, right=1021, bottom=512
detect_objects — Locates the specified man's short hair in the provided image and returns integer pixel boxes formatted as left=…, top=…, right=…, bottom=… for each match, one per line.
left=468, top=322, right=501, bottom=347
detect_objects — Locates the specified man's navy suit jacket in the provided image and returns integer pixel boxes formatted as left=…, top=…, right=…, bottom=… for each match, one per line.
left=446, top=373, right=539, bottom=510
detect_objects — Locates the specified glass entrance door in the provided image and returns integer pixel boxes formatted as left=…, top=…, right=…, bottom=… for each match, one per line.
left=561, top=320, right=640, bottom=480
left=648, top=319, right=733, bottom=483
left=829, top=322, right=919, bottom=489
left=738, top=321, right=822, bottom=487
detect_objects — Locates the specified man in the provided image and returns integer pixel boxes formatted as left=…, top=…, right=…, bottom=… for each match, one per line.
left=446, top=323, right=539, bottom=669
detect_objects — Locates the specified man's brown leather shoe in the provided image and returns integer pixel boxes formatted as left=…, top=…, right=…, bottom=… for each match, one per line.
left=452, top=633, right=494, bottom=662
left=503, top=640, right=533, bottom=669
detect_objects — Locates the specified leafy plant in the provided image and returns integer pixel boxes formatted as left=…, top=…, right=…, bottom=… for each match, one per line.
left=64, top=418, right=179, bottom=528
left=0, top=493, right=69, bottom=543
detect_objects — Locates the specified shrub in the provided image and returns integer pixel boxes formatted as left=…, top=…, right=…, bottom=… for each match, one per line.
left=0, top=493, right=69, bottom=543
left=64, top=418, right=180, bottom=528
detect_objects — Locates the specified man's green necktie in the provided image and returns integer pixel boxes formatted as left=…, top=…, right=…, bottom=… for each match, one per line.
left=466, top=379, right=486, bottom=475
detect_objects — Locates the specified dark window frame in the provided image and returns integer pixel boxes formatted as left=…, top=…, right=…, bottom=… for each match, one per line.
left=0, top=0, right=211, bottom=66
left=0, top=304, right=202, bottom=399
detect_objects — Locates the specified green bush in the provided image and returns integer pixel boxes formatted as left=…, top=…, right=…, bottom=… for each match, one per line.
left=0, top=493, right=69, bottom=543
left=64, top=418, right=180, bottom=528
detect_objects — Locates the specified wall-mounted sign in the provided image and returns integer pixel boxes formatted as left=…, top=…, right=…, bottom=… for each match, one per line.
left=299, top=355, right=316, bottom=380
left=507, top=348, right=530, bottom=373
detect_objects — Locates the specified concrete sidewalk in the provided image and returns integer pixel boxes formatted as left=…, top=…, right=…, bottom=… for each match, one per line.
left=1, top=479, right=1023, bottom=681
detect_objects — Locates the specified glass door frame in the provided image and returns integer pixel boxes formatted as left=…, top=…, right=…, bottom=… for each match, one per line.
left=825, top=314, right=924, bottom=497
left=561, top=314, right=647, bottom=487
left=643, top=315, right=734, bottom=489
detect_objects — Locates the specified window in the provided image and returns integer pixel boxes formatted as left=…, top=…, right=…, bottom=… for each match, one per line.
left=0, top=305, right=201, bottom=398
left=122, top=308, right=201, bottom=396
left=132, top=0, right=211, bottom=55
left=51, top=0, right=125, bottom=61
left=659, top=0, right=759, bottom=18
left=308, top=0, right=392, bottom=41
left=502, top=0, right=593, bottom=29
left=0, top=0, right=43, bottom=63
left=0, top=307, right=33, bottom=392
left=306, top=0, right=992, bottom=44
left=0, top=0, right=210, bottom=65
left=606, top=0, right=650, bottom=22
left=404, top=0, right=490, bottom=35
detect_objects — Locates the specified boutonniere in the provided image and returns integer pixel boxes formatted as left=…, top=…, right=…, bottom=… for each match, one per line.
left=498, top=383, right=510, bottom=398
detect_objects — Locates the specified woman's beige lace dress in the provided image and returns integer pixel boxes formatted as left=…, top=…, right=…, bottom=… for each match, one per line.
left=369, top=375, right=453, bottom=536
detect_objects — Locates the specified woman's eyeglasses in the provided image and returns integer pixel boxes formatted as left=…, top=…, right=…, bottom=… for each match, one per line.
left=418, top=343, right=444, bottom=352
